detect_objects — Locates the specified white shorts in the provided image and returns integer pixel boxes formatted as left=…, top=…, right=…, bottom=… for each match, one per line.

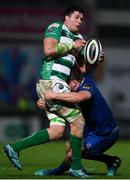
left=36, top=79, right=82, bottom=125
left=36, top=79, right=70, bottom=111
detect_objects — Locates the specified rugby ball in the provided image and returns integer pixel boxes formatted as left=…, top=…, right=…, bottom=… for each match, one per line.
left=84, top=39, right=102, bottom=65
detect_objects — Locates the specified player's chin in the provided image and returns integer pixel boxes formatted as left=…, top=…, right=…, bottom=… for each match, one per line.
left=73, top=27, right=80, bottom=32
left=76, top=26, right=80, bottom=31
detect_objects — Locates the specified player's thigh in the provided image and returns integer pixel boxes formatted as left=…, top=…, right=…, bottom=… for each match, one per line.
left=57, top=106, right=84, bottom=137
left=83, top=129, right=119, bottom=155
left=48, top=125, right=65, bottom=139
left=46, top=111, right=66, bottom=139
left=57, top=106, right=84, bottom=124
left=46, top=111, right=66, bottom=126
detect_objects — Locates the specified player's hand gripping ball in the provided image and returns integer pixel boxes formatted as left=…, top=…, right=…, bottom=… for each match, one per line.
left=84, top=39, right=104, bottom=65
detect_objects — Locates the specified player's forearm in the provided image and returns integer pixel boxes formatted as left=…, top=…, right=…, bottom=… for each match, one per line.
left=45, top=43, right=75, bottom=57
left=44, top=38, right=86, bottom=57
left=46, top=92, right=81, bottom=104
left=44, top=38, right=75, bottom=57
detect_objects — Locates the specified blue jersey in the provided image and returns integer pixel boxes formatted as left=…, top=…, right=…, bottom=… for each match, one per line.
left=77, top=75, right=118, bottom=136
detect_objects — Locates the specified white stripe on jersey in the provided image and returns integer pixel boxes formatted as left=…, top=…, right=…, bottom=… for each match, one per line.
left=52, top=63, right=70, bottom=75
left=50, top=75, right=66, bottom=82
left=62, top=24, right=83, bottom=39
left=76, top=34, right=83, bottom=39
left=62, top=54, right=76, bottom=65
left=60, top=36, right=73, bottom=43
left=62, top=24, right=70, bottom=32
left=47, top=113, right=58, bottom=119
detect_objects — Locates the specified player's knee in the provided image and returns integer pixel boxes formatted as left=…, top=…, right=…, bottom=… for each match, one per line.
left=48, top=125, right=65, bottom=140
left=55, top=128, right=64, bottom=138
left=83, top=143, right=101, bottom=156
left=79, top=118, right=85, bottom=128
left=70, top=117, right=85, bottom=136
left=71, top=117, right=85, bottom=129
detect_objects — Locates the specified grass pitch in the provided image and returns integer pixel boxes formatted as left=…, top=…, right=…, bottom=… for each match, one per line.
left=0, top=140, right=129, bottom=179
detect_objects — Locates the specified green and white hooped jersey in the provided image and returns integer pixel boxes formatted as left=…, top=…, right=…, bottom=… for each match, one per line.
left=40, top=22, right=83, bottom=82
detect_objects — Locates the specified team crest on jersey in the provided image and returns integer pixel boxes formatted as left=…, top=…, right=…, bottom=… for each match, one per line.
left=83, top=84, right=92, bottom=90
left=48, top=27, right=55, bottom=32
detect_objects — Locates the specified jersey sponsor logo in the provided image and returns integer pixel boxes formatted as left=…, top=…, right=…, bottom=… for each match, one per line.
left=52, top=83, right=70, bottom=93
left=86, top=142, right=92, bottom=149
left=48, top=23, right=60, bottom=29
left=82, top=84, right=92, bottom=90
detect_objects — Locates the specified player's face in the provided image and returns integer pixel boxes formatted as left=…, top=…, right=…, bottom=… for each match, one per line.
left=65, top=11, right=83, bottom=32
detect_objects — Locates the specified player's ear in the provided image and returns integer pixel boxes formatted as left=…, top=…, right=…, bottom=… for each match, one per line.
left=65, top=15, right=69, bottom=21
left=69, top=80, right=77, bottom=91
left=73, top=80, right=78, bottom=88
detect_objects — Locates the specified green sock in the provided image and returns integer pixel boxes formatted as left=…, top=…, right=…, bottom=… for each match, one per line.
left=70, top=134, right=82, bottom=170
left=11, top=129, right=50, bottom=152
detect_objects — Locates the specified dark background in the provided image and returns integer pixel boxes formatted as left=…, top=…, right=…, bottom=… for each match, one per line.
left=0, top=0, right=130, bottom=141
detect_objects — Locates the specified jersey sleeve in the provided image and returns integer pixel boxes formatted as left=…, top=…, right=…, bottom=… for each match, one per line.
left=43, top=22, right=62, bottom=41
left=80, top=83, right=93, bottom=93
left=77, top=79, right=95, bottom=96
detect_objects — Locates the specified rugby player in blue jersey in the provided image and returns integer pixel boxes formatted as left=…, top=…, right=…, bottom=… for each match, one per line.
left=35, top=65, right=121, bottom=177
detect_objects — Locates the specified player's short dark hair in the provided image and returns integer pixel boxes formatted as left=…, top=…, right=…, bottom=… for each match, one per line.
left=63, top=5, right=85, bottom=21
left=69, top=64, right=83, bottom=83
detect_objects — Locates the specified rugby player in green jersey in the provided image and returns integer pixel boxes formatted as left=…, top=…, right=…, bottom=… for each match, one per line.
left=3, top=6, right=88, bottom=177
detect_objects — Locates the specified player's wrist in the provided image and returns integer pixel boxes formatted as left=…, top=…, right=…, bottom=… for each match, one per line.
left=72, top=41, right=76, bottom=48
left=56, top=42, right=75, bottom=55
